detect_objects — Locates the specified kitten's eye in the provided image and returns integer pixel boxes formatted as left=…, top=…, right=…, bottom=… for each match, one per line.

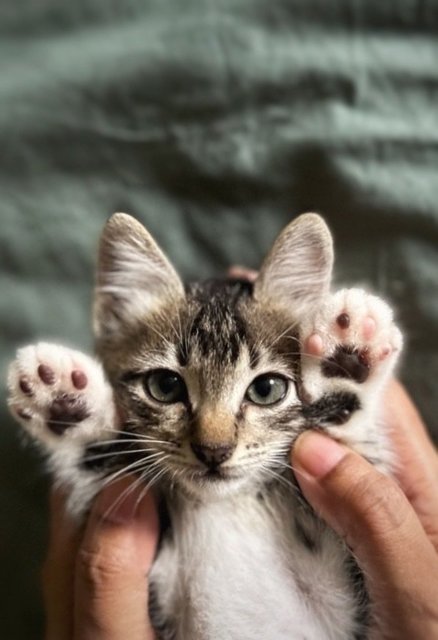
left=144, top=369, right=187, bottom=404
left=245, top=374, right=288, bottom=406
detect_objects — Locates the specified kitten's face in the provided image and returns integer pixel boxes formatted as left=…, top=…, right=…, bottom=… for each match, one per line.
left=94, top=212, right=333, bottom=498
left=103, top=282, right=303, bottom=498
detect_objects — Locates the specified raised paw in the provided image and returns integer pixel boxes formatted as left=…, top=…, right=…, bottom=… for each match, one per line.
left=7, top=343, right=115, bottom=447
left=301, top=289, right=402, bottom=393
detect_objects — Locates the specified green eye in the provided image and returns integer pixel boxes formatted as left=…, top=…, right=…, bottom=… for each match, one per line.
left=144, top=369, right=187, bottom=404
left=245, top=374, right=288, bottom=406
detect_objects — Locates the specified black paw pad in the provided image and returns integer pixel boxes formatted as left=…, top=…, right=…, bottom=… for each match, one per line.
left=47, top=393, right=90, bottom=435
left=322, top=345, right=370, bottom=383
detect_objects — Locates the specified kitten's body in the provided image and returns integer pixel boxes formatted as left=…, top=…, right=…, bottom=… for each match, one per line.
left=7, top=213, right=402, bottom=639
left=151, top=485, right=361, bottom=640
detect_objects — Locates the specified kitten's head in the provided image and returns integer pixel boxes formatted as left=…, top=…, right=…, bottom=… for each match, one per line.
left=93, top=213, right=333, bottom=498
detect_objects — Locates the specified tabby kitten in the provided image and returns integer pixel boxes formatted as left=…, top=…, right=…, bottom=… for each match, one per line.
left=7, top=213, right=402, bottom=639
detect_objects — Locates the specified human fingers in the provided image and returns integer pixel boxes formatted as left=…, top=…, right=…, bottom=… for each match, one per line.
left=384, top=380, right=438, bottom=549
left=42, top=489, right=83, bottom=640
left=74, top=477, right=159, bottom=640
left=292, top=431, right=438, bottom=639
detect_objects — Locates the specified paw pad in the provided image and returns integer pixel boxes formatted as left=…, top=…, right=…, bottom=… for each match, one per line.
left=19, top=378, right=33, bottom=396
left=302, top=289, right=402, bottom=385
left=336, top=313, right=350, bottom=329
left=72, top=370, right=88, bottom=390
left=7, top=343, right=110, bottom=443
left=37, top=364, right=56, bottom=385
left=47, top=393, right=90, bottom=435
left=321, top=345, right=370, bottom=383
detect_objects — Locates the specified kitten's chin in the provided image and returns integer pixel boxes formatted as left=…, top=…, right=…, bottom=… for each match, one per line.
left=178, top=471, right=251, bottom=500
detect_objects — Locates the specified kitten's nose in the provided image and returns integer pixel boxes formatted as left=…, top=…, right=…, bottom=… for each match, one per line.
left=191, top=443, right=234, bottom=468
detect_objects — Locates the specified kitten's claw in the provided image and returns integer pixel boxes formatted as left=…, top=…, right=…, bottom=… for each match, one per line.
left=7, top=343, right=115, bottom=448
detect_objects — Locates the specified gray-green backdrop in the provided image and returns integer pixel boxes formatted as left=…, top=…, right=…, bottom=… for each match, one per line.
left=1, top=1, right=437, bottom=638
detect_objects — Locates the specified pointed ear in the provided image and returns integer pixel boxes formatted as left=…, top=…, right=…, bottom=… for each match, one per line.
left=253, top=213, right=333, bottom=314
left=93, top=213, right=184, bottom=339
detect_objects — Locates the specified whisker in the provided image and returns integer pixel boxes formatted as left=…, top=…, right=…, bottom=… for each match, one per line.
left=85, top=438, right=168, bottom=448
left=134, top=464, right=170, bottom=509
left=104, top=429, right=175, bottom=446
left=260, top=465, right=297, bottom=493
left=98, top=453, right=171, bottom=517
left=99, top=467, right=157, bottom=522
left=82, top=448, right=170, bottom=463
left=272, top=459, right=308, bottom=482
left=99, top=456, right=164, bottom=489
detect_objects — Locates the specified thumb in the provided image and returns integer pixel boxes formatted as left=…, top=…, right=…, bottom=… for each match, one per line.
left=292, top=431, right=438, bottom=639
left=74, top=476, right=158, bottom=640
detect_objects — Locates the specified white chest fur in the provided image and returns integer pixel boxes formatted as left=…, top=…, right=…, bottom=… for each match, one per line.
left=150, top=492, right=360, bottom=640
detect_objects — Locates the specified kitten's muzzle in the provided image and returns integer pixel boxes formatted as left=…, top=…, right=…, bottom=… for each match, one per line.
left=190, top=443, right=234, bottom=469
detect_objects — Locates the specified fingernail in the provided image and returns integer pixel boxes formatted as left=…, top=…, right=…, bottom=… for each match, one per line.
left=95, top=477, right=153, bottom=525
left=293, top=431, right=346, bottom=479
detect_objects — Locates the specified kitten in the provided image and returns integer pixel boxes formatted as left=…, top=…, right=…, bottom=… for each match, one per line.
left=7, top=213, right=402, bottom=640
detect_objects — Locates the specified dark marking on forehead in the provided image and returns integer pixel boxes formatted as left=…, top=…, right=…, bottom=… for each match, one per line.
left=185, top=277, right=254, bottom=302
left=183, top=278, right=254, bottom=367
left=190, top=304, right=242, bottom=363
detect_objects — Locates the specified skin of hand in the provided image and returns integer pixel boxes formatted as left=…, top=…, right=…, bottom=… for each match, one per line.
left=42, top=477, right=158, bottom=640
left=292, top=379, right=438, bottom=639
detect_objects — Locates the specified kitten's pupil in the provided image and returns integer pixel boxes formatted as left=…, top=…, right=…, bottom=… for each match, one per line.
left=246, top=374, right=288, bottom=406
left=144, top=369, right=187, bottom=403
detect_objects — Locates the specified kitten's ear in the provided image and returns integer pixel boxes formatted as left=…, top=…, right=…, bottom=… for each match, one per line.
left=93, top=213, right=184, bottom=339
left=254, top=213, right=333, bottom=314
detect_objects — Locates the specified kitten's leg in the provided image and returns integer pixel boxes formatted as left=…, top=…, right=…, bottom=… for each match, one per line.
left=299, top=289, right=403, bottom=471
left=7, top=342, right=118, bottom=517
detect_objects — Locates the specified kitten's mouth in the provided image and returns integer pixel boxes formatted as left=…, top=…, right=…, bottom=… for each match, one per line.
left=196, top=466, right=241, bottom=483
left=205, top=468, right=225, bottom=480
left=179, top=464, right=249, bottom=497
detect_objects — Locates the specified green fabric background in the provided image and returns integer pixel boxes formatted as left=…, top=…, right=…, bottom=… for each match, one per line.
left=1, top=1, right=437, bottom=637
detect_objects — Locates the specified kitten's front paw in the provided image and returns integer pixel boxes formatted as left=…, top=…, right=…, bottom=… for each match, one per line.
left=7, top=343, right=115, bottom=447
left=301, top=289, right=402, bottom=396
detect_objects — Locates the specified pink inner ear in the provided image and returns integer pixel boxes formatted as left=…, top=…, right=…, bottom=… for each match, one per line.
left=252, top=214, right=334, bottom=313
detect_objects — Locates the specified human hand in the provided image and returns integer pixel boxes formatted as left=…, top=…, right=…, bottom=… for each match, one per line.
left=42, top=477, right=158, bottom=640
left=292, top=380, right=438, bottom=639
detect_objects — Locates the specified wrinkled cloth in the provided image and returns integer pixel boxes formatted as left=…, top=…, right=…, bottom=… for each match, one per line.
left=1, top=1, right=437, bottom=637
